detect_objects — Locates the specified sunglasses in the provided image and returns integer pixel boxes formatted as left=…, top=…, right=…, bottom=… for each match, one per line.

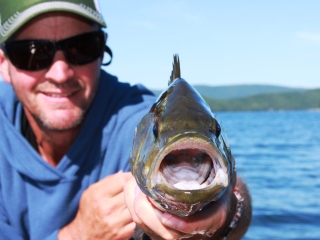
left=0, top=30, right=109, bottom=71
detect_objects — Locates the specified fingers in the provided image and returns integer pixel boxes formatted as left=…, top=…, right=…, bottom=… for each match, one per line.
left=89, top=171, right=133, bottom=198
left=161, top=198, right=227, bottom=236
left=124, top=178, right=183, bottom=240
left=124, top=178, right=148, bottom=227
left=160, top=179, right=236, bottom=236
left=72, top=171, right=135, bottom=240
left=114, top=221, right=136, bottom=240
left=94, top=173, right=134, bottom=225
left=125, top=177, right=233, bottom=239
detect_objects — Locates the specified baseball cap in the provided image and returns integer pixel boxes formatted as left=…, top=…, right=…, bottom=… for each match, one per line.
left=0, top=0, right=107, bottom=43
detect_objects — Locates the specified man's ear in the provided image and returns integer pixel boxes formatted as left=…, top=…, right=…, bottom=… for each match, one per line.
left=0, top=48, right=12, bottom=84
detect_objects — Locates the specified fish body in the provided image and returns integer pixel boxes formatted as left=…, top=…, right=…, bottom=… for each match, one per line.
left=130, top=55, right=234, bottom=216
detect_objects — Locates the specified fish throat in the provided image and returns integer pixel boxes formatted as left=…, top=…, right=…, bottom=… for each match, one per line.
left=157, top=148, right=221, bottom=190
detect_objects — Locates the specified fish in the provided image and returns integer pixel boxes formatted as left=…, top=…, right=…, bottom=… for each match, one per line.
left=130, top=55, right=235, bottom=217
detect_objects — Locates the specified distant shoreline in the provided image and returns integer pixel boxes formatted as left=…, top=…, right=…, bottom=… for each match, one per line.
left=213, top=108, right=320, bottom=113
left=152, top=85, right=320, bottom=112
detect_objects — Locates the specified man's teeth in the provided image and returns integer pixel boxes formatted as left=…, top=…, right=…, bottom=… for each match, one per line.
left=47, top=93, right=72, bottom=98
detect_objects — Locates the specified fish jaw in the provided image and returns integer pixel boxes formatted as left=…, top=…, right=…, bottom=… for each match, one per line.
left=145, top=134, right=230, bottom=216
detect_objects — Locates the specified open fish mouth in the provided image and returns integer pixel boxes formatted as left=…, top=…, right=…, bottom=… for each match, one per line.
left=157, top=149, right=222, bottom=190
left=147, top=138, right=229, bottom=216
left=152, top=138, right=228, bottom=194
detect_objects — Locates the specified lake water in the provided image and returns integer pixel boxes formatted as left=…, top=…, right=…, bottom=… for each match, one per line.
left=216, top=110, right=320, bottom=240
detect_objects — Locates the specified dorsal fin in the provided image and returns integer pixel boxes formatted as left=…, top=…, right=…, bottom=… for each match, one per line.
left=169, top=54, right=181, bottom=85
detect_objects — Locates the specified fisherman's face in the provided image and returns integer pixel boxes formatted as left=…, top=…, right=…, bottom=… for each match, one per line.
left=0, top=13, right=102, bottom=131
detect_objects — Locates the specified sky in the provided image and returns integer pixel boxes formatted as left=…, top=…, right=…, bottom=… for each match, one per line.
left=1, top=1, right=319, bottom=90
left=99, top=1, right=320, bottom=90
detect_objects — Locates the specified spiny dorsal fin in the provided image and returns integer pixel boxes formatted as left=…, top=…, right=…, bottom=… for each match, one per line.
left=169, top=54, right=181, bottom=85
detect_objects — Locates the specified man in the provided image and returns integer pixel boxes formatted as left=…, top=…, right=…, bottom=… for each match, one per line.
left=0, top=0, right=251, bottom=239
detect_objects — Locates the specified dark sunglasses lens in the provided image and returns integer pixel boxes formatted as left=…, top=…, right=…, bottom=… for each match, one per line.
left=63, top=32, right=105, bottom=65
left=5, top=41, right=54, bottom=70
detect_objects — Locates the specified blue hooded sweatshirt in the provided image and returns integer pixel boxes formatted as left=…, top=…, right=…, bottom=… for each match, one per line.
left=0, top=70, right=155, bottom=240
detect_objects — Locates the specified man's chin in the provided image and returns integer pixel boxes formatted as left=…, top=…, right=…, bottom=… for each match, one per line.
left=38, top=111, right=85, bottom=132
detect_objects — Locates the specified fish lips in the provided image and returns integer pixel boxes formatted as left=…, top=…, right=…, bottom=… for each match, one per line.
left=146, top=133, right=231, bottom=216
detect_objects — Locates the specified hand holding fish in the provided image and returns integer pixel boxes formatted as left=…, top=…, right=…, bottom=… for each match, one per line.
left=58, top=172, right=135, bottom=240
left=125, top=172, right=238, bottom=240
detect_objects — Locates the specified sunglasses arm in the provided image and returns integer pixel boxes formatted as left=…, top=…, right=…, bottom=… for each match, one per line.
left=0, top=43, right=8, bottom=56
left=102, top=45, right=113, bottom=66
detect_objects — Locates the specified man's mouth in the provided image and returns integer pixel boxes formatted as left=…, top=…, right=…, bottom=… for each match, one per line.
left=44, top=92, right=74, bottom=98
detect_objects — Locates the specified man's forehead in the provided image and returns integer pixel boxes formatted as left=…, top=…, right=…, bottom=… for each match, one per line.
left=12, top=12, right=100, bottom=41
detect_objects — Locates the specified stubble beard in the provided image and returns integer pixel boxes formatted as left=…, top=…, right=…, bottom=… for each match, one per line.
left=25, top=104, right=87, bottom=132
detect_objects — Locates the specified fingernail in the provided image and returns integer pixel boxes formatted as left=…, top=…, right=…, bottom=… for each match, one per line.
left=153, top=208, right=164, bottom=218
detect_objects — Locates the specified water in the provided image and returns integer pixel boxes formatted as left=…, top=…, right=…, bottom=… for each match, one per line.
left=216, top=110, right=320, bottom=240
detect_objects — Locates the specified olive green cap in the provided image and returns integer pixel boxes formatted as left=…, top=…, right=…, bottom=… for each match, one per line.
left=0, top=0, right=106, bottom=43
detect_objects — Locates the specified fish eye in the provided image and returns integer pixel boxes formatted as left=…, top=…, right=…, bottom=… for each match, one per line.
left=153, top=121, right=159, bottom=139
left=216, top=121, right=221, bottom=138
left=210, top=119, right=221, bottom=138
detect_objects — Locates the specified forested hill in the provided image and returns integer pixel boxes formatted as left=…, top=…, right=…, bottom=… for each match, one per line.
left=152, top=84, right=305, bottom=100
left=152, top=85, right=320, bottom=111
left=193, top=84, right=305, bottom=100
left=205, top=89, right=320, bottom=111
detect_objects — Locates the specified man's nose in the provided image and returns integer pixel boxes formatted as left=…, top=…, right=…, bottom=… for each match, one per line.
left=44, top=51, right=74, bottom=82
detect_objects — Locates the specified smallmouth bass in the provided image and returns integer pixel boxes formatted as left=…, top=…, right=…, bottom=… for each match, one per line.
left=130, top=55, right=235, bottom=216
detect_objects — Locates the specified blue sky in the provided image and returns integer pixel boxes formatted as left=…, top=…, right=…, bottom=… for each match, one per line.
left=100, top=1, right=320, bottom=90
left=1, top=1, right=319, bottom=90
